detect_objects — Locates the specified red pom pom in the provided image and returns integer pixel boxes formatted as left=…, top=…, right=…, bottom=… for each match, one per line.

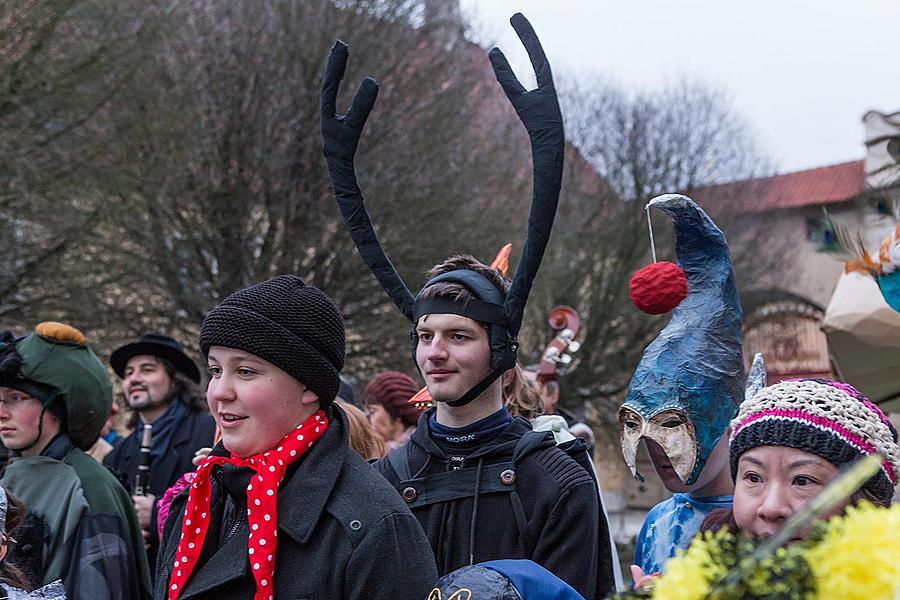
left=629, top=261, right=688, bottom=314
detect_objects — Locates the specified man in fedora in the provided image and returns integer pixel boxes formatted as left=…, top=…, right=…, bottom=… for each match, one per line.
left=104, top=333, right=216, bottom=572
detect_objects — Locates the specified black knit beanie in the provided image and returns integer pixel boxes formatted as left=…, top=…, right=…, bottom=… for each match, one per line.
left=200, top=275, right=345, bottom=405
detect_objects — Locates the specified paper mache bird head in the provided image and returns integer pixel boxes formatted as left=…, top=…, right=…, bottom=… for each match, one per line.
left=620, top=194, right=745, bottom=487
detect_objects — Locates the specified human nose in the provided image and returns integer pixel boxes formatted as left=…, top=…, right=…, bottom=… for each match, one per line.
left=124, top=371, right=141, bottom=387
left=425, top=336, right=449, bottom=362
left=207, top=374, right=235, bottom=404
left=757, top=481, right=793, bottom=523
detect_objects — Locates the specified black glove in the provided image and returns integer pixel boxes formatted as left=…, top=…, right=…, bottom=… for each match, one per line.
left=489, top=14, right=565, bottom=335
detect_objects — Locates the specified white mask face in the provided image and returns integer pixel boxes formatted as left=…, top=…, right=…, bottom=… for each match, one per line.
left=619, top=407, right=697, bottom=484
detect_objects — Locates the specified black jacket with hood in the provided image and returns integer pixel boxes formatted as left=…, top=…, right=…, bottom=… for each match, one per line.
left=375, top=410, right=614, bottom=600
left=154, top=404, right=438, bottom=600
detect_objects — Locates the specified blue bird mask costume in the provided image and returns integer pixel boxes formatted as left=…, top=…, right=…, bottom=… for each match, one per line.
left=619, top=194, right=744, bottom=486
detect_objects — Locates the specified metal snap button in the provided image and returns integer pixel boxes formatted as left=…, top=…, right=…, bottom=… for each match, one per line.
left=349, top=519, right=362, bottom=531
left=402, top=486, right=417, bottom=502
left=500, top=469, right=516, bottom=485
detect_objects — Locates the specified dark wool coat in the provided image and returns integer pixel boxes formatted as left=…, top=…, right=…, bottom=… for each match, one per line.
left=375, top=412, right=615, bottom=600
left=154, top=404, right=438, bottom=600
left=104, top=401, right=216, bottom=570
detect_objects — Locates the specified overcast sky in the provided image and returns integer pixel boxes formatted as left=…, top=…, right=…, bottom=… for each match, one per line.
left=460, top=0, right=900, bottom=175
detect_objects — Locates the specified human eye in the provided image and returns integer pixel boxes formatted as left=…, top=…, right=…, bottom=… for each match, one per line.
left=793, top=475, right=819, bottom=487
left=236, top=367, right=259, bottom=377
left=418, top=331, right=434, bottom=342
left=450, top=333, right=470, bottom=342
left=207, top=365, right=222, bottom=378
left=743, top=471, right=763, bottom=485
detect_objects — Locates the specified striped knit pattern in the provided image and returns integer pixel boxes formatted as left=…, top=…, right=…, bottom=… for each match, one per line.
left=730, top=379, right=900, bottom=503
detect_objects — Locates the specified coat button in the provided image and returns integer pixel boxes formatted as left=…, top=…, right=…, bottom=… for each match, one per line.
left=402, top=487, right=417, bottom=502
left=349, top=519, right=362, bottom=531
left=500, top=469, right=516, bottom=485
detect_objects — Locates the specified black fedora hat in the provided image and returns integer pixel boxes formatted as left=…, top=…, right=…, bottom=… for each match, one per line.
left=110, top=333, right=201, bottom=384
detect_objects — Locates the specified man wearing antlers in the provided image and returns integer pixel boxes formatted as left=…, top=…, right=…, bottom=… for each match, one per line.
left=321, top=14, right=614, bottom=599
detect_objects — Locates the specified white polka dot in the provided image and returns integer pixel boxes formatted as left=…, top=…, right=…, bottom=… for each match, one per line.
left=185, top=519, right=191, bottom=526
left=259, top=538, right=267, bottom=546
left=277, top=459, right=283, bottom=466
left=264, top=514, right=271, bottom=521
left=195, top=527, right=201, bottom=534
left=171, top=584, right=177, bottom=591
left=297, top=434, right=304, bottom=441
left=249, top=548, right=255, bottom=555
left=201, top=512, right=207, bottom=518
left=290, top=450, right=296, bottom=457
left=247, top=509, right=251, bottom=515
left=315, top=427, right=320, bottom=433
left=258, top=475, right=263, bottom=482
left=277, top=446, right=283, bottom=452
left=267, top=489, right=274, bottom=496
left=188, top=542, right=195, bottom=549
left=252, top=524, right=259, bottom=530
left=247, top=484, right=252, bottom=491
left=255, top=499, right=261, bottom=506
left=173, top=559, right=180, bottom=567
left=177, top=570, right=181, bottom=577
left=269, top=465, right=276, bottom=472
left=254, top=562, right=260, bottom=570
left=261, top=579, right=268, bottom=586
left=267, top=554, right=273, bottom=561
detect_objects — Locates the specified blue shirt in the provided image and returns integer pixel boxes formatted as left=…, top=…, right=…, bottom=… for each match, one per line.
left=632, top=493, right=732, bottom=575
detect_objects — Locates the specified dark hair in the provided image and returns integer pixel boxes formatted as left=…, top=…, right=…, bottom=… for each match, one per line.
left=419, top=255, right=511, bottom=306
left=2, top=492, right=33, bottom=590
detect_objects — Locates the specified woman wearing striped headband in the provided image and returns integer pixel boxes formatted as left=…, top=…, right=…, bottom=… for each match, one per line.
left=704, top=378, right=900, bottom=538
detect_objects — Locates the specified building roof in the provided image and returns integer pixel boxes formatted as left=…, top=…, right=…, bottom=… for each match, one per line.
left=692, top=160, right=865, bottom=214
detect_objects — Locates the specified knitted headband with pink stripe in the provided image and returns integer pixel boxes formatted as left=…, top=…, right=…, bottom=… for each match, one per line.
left=730, top=378, right=900, bottom=503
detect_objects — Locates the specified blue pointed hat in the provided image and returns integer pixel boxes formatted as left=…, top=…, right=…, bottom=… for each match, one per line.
left=620, top=194, right=744, bottom=486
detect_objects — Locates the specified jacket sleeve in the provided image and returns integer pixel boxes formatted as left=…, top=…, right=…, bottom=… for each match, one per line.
left=532, top=479, right=600, bottom=600
left=63, top=512, right=149, bottom=600
left=344, top=512, right=438, bottom=600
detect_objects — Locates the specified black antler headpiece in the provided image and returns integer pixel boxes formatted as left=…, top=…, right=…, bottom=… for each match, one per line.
left=320, top=13, right=564, bottom=407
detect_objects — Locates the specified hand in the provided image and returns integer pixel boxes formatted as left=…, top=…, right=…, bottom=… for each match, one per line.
left=320, top=41, right=379, bottom=165
left=192, top=446, right=212, bottom=466
left=630, top=564, right=660, bottom=589
left=133, top=493, right=156, bottom=531
left=488, top=13, right=562, bottom=139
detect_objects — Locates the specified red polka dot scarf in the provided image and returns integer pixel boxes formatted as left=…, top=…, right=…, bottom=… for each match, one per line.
left=167, top=410, right=328, bottom=600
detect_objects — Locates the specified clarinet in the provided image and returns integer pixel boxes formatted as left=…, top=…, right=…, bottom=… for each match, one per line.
left=134, top=423, right=152, bottom=496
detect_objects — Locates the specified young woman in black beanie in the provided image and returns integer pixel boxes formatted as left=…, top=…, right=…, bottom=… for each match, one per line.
left=154, top=275, right=437, bottom=600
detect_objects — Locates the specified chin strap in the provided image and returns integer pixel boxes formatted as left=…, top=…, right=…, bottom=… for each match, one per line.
left=14, top=395, right=56, bottom=454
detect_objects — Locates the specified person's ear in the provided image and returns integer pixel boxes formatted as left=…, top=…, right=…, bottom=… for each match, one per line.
left=300, top=388, right=320, bottom=407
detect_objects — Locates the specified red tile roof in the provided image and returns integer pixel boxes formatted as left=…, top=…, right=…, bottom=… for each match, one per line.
left=692, top=160, right=865, bottom=214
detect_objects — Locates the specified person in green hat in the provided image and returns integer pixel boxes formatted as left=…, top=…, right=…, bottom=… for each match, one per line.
left=0, top=322, right=151, bottom=599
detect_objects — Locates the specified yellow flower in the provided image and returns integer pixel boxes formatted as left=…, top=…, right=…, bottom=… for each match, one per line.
left=806, top=502, right=900, bottom=600
left=651, top=530, right=728, bottom=600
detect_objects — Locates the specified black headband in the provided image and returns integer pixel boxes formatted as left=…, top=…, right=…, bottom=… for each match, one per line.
left=413, top=270, right=509, bottom=325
